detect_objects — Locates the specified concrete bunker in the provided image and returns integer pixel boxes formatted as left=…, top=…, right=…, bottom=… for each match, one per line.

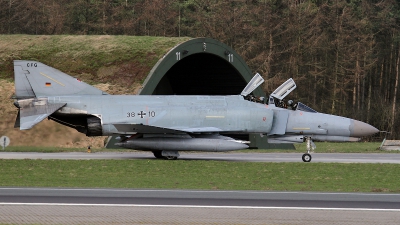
left=137, top=38, right=293, bottom=149
left=139, top=38, right=264, bottom=97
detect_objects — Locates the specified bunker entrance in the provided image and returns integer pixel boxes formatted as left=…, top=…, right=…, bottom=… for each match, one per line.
left=133, top=38, right=294, bottom=150
left=153, top=53, right=247, bottom=95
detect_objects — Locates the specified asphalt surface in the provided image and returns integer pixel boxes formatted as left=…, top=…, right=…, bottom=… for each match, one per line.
left=1, top=152, right=400, bottom=163
left=1, top=188, right=400, bottom=209
left=1, top=153, right=400, bottom=224
left=1, top=188, right=400, bottom=224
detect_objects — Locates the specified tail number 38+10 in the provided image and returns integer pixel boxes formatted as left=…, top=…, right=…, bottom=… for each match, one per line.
left=127, top=111, right=156, bottom=118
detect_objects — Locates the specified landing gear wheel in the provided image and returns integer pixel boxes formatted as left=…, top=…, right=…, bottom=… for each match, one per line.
left=302, top=153, right=312, bottom=162
left=152, top=151, right=163, bottom=159
left=164, top=156, right=178, bottom=160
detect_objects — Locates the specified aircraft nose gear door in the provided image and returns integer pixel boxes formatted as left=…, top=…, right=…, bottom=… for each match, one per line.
left=302, top=137, right=316, bottom=162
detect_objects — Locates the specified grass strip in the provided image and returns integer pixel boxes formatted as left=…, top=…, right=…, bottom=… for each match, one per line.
left=2, top=146, right=129, bottom=153
left=0, top=35, right=191, bottom=80
left=0, top=159, right=399, bottom=193
left=247, top=142, right=389, bottom=153
left=3, top=142, right=394, bottom=153
left=293, top=142, right=385, bottom=153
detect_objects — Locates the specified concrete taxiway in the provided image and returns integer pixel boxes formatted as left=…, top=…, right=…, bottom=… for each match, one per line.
left=1, top=152, right=399, bottom=223
left=1, top=152, right=400, bottom=163
left=0, top=188, right=399, bottom=224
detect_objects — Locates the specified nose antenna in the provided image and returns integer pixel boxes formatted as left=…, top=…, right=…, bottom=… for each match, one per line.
left=379, top=131, right=391, bottom=150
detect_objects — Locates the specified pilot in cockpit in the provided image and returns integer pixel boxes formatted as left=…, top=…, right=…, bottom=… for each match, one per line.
left=287, top=100, right=297, bottom=110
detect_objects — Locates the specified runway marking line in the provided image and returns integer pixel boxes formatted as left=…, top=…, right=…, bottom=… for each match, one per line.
left=1, top=187, right=400, bottom=197
left=0, top=203, right=399, bottom=212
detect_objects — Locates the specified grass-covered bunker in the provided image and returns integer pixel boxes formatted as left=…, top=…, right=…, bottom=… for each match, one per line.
left=0, top=35, right=290, bottom=149
left=139, top=38, right=264, bottom=96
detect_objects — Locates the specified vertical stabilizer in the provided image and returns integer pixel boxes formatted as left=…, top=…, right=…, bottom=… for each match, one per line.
left=14, top=64, right=35, bottom=99
left=14, top=60, right=107, bottom=97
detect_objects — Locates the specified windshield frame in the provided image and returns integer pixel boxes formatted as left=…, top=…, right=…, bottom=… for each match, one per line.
left=296, top=102, right=317, bottom=113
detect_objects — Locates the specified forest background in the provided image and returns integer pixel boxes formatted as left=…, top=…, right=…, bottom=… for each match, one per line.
left=0, top=0, right=399, bottom=140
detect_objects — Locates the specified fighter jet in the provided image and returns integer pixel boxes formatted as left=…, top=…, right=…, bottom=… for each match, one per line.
left=12, top=60, right=379, bottom=162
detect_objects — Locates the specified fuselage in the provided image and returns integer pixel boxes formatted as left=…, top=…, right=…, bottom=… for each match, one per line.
left=48, top=95, right=274, bottom=136
left=13, top=60, right=380, bottom=161
left=45, top=94, right=378, bottom=141
left=283, top=108, right=375, bottom=141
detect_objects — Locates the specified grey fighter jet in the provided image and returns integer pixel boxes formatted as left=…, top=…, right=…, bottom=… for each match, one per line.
left=12, top=60, right=379, bottom=162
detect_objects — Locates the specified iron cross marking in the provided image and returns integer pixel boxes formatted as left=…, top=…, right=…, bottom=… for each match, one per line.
left=138, top=111, right=146, bottom=118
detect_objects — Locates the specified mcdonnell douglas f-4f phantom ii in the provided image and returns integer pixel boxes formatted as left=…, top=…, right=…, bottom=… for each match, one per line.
left=13, top=60, right=379, bottom=162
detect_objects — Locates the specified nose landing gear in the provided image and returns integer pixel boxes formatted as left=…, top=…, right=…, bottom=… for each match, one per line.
left=302, top=137, right=315, bottom=162
left=302, top=153, right=312, bottom=162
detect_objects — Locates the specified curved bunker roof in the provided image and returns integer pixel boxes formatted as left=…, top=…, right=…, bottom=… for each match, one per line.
left=139, top=38, right=265, bottom=96
left=136, top=38, right=293, bottom=150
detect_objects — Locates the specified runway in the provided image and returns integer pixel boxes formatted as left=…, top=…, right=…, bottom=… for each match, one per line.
left=1, top=151, right=400, bottom=163
left=1, top=153, right=400, bottom=224
left=1, top=188, right=399, bottom=224
left=1, top=188, right=400, bottom=208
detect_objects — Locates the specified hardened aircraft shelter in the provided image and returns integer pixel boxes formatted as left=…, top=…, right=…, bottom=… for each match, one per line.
left=126, top=38, right=293, bottom=149
left=139, top=38, right=262, bottom=96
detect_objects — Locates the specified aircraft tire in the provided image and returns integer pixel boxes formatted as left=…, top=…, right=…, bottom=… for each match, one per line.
left=302, top=153, right=312, bottom=162
left=163, top=156, right=178, bottom=160
left=152, top=151, right=163, bottom=159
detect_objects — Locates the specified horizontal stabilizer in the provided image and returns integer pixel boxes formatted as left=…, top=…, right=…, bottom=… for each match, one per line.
left=18, top=98, right=66, bottom=130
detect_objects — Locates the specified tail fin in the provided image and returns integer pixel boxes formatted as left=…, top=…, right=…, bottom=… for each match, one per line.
left=14, top=60, right=107, bottom=98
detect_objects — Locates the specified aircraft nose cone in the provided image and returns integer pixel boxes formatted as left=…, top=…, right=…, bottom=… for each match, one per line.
left=350, top=120, right=379, bottom=137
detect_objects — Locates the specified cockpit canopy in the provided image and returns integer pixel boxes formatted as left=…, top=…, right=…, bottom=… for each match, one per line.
left=296, top=102, right=317, bottom=113
left=269, top=97, right=318, bottom=113
left=241, top=75, right=318, bottom=113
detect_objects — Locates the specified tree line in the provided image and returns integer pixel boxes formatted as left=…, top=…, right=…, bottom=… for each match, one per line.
left=1, top=0, right=400, bottom=138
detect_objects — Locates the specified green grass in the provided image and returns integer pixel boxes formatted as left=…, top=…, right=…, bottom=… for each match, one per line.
left=244, top=142, right=389, bottom=153
left=0, top=35, right=191, bottom=81
left=4, top=142, right=391, bottom=153
left=296, top=141, right=385, bottom=153
left=0, top=159, right=399, bottom=192
left=2, top=146, right=126, bottom=153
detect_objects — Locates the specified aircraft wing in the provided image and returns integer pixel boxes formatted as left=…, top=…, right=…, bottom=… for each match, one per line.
left=112, top=124, right=222, bottom=134
left=113, top=124, right=183, bottom=134
left=180, top=127, right=223, bottom=132
left=108, top=124, right=237, bottom=150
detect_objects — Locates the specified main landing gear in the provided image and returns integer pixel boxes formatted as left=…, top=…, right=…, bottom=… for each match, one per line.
left=152, top=151, right=179, bottom=160
left=302, top=137, right=315, bottom=162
